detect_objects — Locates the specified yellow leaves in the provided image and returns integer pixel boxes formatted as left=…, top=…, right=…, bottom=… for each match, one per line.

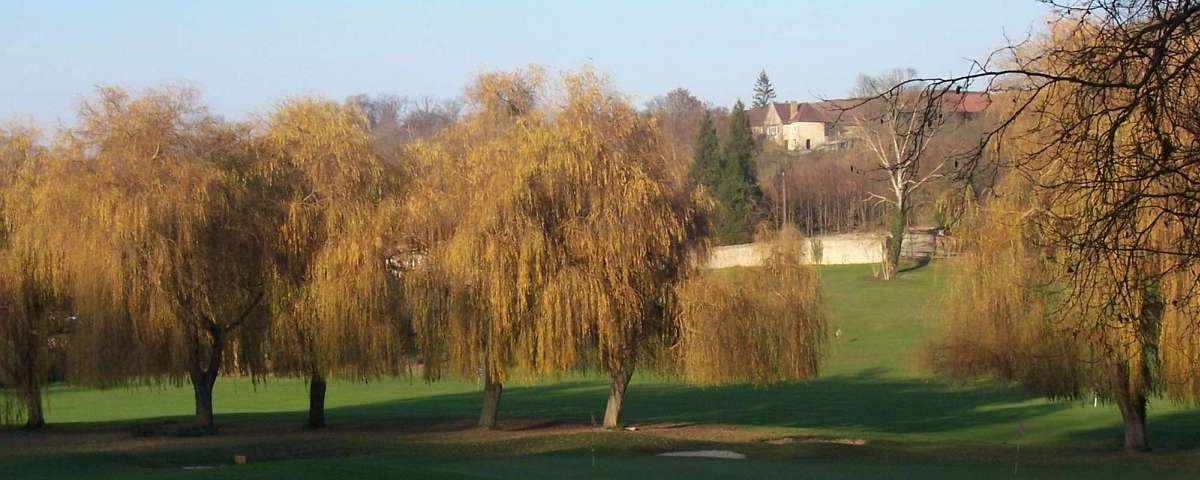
left=465, top=65, right=547, bottom=121
left=980, top=17, right=1200, bottom=402
left=402, top=68, right=707, bottom=381
left=0, top=125, right=71, bottom=411
left=29, top=86, right=277, bottom=385
left=675, top=228, right=827, bottom=386
left=1159, top=266, right=1200, bottom=401
left=261, top=97, right=408, bottom=381
left=929, top=190, right=1048, bottom=383
left=262, top=98, right=384, bottom=200
left=928, top=179, right=1179, bottom=401
left=1, top=71, right=819, bottom=395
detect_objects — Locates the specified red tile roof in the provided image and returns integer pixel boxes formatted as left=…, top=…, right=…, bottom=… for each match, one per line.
left=943, top=92, right=991, bottom=114
left=747, top=105, right=768, bottom=126
left=747, top=92, right=990, bottom=128
left=791, top=102, right=829, bottom=123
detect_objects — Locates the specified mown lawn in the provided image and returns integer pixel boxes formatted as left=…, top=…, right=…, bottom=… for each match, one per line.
left=3, top=263, right=1200, bottom=478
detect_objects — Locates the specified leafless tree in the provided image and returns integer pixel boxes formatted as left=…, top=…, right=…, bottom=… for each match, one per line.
left=401, top=95, right=462, bottom=142
left=849, top=69, right=949, bottom=279
left=646, top=87, right=709, bottom=171
left=346, top=94, right=462, bottom=152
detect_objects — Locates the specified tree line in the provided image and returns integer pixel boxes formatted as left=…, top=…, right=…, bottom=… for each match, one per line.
left=0, top=68, right=828, bottom=432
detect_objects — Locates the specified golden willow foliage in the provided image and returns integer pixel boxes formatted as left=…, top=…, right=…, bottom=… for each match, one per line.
left=927, top=177, right=1173, bottom=449
left=261, top=97, right=409, bottom=381
left=34, top=86, right=276, bottom=430
left=0, top=125, right=69, bottom=428
left=402, top=67, right=709, bottom=383
left=675, top=227, right=827, bottom=385
left=926, top=187, right=1085, bottom=396
left=992, top=10, right=1200, bottom=403
left=1160, top=262, right=1200, bottom=399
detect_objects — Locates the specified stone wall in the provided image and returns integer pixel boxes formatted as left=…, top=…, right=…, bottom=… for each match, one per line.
left=704, top=230, right=948, bottom=269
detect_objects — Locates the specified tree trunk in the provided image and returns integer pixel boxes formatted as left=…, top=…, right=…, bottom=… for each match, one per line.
left=192, top=374, right=217, bottom=432
left=1116, top=393, right=1148, bottom=451
left=308, top=373, right=327, bottom=429
left=479, top=378, right=503, bottom=430
left=882, top=203, right=906, bottom=280
left=22, top=380, right=44, bottom=430
left=602, top=366, right=635, bottom=429
left=188, top=327, right=224, bottom=433
left=880, top=240, right=895, bottom=280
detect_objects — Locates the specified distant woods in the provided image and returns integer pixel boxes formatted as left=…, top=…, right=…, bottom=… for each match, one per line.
left=345, top=94, right=463, bottom=149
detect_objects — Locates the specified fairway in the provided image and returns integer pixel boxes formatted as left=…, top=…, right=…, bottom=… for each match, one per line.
left=3, top=264, right=1199, bottom=478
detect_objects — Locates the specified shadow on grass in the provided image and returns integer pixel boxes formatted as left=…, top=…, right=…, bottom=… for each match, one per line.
left=1065, top=407, right=1200, bottom=452
left=12, top=368, right=1062, bottom=441
left=181, top=367, right=1061, bottom=440
left=898, top=256, right=932, bottom=273
left=485, top=368, right=1061, bottom=435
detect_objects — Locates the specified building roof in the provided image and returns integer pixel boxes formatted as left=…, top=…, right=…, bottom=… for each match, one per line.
left=943, top=92, right=991, bottom=114
left=769, top=102, right=794, bottom=124
left=791, top=102, right=829, bottom=123
left=747, top=92, right=991, bottom=128
left=747, top=105, right=768, bottom=126
left=748, top=102, right=833, bottom=127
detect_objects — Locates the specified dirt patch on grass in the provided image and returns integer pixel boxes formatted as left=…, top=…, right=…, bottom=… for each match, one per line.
left=0, top=417, right=798, bottom=461
left=627, top=422, right=781, bottom=443
left=765, top=435, right=867, bottom=446
left=400, top=417, right=596, bottom=444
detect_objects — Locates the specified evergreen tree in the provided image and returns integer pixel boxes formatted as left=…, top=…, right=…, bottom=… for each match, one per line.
left=714, top=101, right=761, bottom=244
left=752, top=70, right=776, bottom=108
left=687, top=110, right=721, bottom=190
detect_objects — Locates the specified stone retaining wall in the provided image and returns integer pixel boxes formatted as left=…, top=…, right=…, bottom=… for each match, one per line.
left=705, top=231, right=948, bottom=269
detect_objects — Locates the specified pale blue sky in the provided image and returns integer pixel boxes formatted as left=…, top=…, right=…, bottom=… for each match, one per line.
left=2, top=1, right=1050, bottom=128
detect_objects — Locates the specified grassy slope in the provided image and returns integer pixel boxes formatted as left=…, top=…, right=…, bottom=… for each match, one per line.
left=3, top=264, right=1200, bottom=478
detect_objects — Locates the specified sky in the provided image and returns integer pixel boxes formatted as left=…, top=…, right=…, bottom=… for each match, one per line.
left=1, top=1, right=1051, bottom=129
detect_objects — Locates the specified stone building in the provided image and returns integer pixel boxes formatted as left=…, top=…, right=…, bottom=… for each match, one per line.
left=747, top=92, right=991, bottom=152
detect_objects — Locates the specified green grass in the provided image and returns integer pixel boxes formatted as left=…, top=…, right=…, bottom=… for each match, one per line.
left=3, top=263, right=1200, bottom=478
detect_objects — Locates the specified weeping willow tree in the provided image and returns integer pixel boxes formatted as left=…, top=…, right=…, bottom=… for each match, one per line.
left=400, top=68, right=546, bottom=430
left=0, top=125, right=71, bottom=429
left=44, top=86, right=274, bottom=432
left=403, top=67, right=710, bottom=429
left=928, top=177, right=1189, bottom=451
left=675, top=227, right=827, bottom=386
left=915, top=7, right=1200, bottom=449
left=925, top=186, right=1075, bottom=396
left=1016, top=12, right=1200, bottom=433
left=261, top=98, right=409, bottom=428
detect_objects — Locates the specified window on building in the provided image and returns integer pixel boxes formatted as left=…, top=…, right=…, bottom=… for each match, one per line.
left=805, top=138, right=812, bottom=150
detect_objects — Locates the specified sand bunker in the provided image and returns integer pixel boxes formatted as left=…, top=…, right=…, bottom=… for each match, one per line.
left=658, top=450, right=747, bottom=460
